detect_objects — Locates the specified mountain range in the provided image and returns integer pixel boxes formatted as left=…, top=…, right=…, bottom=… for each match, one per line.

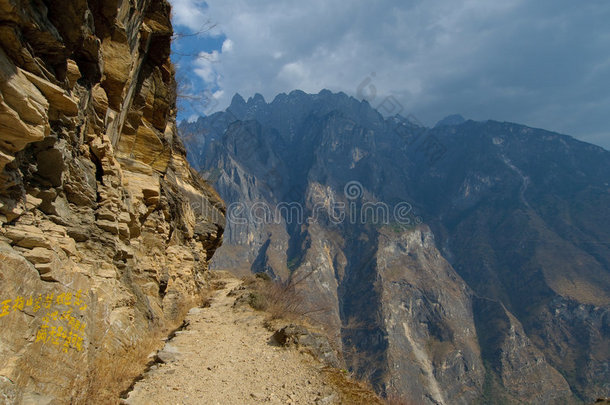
left=179, top=90, right=610, bottom=404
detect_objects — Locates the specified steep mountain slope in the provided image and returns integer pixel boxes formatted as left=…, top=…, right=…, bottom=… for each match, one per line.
left=180, top=90, right=609, bottom=403
left=0, top=1, right=224, bottom=402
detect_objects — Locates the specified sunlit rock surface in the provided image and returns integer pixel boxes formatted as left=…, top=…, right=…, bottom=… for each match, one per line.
left=0, top=0, right=224, bottom=402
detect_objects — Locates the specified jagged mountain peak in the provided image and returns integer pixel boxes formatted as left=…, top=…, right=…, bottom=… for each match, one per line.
left=230, top=92, right=246, bottom=107
left=434, top=114, right=466, bottom=127
left=248, top=92, right=266, bottom=104
left=180, top=91, right=610, bottom=403
left=204, top=90, right=388, bottom=145
left=228, top=92, right=248, bottom=119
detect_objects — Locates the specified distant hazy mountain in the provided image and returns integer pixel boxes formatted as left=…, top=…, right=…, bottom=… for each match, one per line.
left=180, top=90, right=609, bottom=404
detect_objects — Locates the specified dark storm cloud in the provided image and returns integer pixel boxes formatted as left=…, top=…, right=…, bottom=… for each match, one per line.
left=170, top=0, right=610, bottom=148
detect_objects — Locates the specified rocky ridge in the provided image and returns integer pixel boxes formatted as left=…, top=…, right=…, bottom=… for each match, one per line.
left=0, top=0, right=224, bottom=402
left=180, top=90, right=609, bottom=403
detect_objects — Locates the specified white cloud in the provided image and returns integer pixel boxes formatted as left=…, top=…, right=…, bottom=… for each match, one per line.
left=221, top=39, right=234, bottom=53
left=170, top=0, right=209, bottom=31
left=169, top=0, right=610, bottom=148
left=278, top=62, right=308, bottom=85
left=193, top=51, right=220, bottom=83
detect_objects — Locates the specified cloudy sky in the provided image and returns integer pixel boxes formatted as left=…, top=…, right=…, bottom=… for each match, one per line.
left=169, top=0, right=610, bottom=149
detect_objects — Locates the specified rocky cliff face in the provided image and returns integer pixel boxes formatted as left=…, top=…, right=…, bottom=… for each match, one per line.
left=0, top=0, right=224, bottom=402
left=180, top=90, right=609, bottom=403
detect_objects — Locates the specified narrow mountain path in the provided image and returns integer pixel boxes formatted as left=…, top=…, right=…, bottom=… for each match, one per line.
left=123, top=273, right=339, bottom=404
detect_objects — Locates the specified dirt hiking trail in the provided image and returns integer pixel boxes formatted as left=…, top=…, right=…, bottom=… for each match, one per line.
left=123, top=273, right=343, bottom=404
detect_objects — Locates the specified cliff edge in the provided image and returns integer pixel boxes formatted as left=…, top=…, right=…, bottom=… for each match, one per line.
left=0, top=0, right=225, bottom=402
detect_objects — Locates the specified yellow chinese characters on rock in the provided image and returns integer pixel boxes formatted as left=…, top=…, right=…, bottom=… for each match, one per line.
left=0, top=290, right=89, bottom=354
left=35, top=309, right=86, bottom=353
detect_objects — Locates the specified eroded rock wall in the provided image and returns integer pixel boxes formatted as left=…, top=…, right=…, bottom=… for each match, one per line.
left=179, top=91, right=610, bottom=403
left=0, top=0, right=224, bottom=402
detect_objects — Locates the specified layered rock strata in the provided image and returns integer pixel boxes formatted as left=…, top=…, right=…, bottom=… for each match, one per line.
left=0, top=0, right=224, bottom=402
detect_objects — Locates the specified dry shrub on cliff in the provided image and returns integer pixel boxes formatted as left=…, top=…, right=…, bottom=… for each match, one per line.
left=240, top=274, right=388, bottom=404
left=71, top=292, right=208, bottom=403
left=383, top=395, right=419, bottom=405
left=321, top=367, right=385, bottom=405
left=68, top=332, right=163, bottom=404
left=323, top=364, right=415, bottom=405
left=244, top=270, right=325, bottom=321
left=265, top=281, right=306, bottom=320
